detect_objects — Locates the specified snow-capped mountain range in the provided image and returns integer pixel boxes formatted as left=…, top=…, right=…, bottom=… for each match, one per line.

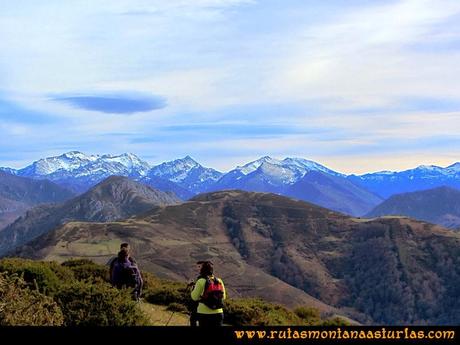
left=147, top=155, right=223, bottom=194
left=349, top=163, right=460, bottom=198
left=230, top=156, right=343, bottom=183
left=17, top=151, right=150, bottom=178
left=2, top=151, right=460, bottom=216
left=2, top=152, right=344, bottom=192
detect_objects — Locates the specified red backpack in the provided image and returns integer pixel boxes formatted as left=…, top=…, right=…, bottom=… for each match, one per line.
left=201, top=276, right=224, bottom=309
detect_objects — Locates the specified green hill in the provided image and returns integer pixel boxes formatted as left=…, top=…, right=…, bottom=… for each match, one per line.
left=0, top=258, right=349, bottom=326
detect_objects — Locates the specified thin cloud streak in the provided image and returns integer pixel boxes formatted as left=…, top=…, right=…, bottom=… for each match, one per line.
left=52, top=92, right=167, bottom=114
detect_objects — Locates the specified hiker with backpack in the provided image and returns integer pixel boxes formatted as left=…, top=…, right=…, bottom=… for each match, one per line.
left=190, top=261, right=226, bottom=327
left=111, top=247, right=143, bottom=301
left=108, top=243, right=138, bottom=276
left=186, top=261, right=207, bottom=327
left=108, top=242, right=143, bottom=299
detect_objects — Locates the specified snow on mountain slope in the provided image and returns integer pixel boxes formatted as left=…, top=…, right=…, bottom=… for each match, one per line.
left=18, top=152, right=150, bottom=178
left=231, top=156, right=343, bottom=184
left=148, top=156, right=223, bottom=193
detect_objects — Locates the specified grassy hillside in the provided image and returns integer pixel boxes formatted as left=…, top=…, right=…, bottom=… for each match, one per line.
left=0, top=258, right=349, bottom=326
left=12, top=190, right=460, bottom=325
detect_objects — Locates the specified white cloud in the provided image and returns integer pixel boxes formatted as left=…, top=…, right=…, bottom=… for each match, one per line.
left=267, top=0, right=460, bottom=108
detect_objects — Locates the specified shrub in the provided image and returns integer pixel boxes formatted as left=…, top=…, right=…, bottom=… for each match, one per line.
left=138, top=271, right=157, bottom=289
left=320, top=316, right=350, bottom=326
left=144, top=285, right=185, bottom=305
left=0, top=258, right=74, bottom=296
left=294, top=306, right=321, bottom=324
left=61, top=259, right=109, bottom=282
left=0, top=272, right=64, bottom=326
left=166, top=302, right=188, bottom=313
left=54, top=280, right=149, bottom=326
left=143, top=279, right=188, bottom=306
left=224, top=298, right=303, bottom=326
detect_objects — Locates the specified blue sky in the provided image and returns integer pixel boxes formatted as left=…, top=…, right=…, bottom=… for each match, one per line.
left=1, top=0, right=460, bottom=174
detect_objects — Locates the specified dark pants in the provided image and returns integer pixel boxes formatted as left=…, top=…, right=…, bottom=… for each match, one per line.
left=135, top=276, right=143, bottom=300
left=187, top=300, right=199, bottom=327
left=198, top=313, right=224, bottom=327
left=190, top=311, right=198, bottom=327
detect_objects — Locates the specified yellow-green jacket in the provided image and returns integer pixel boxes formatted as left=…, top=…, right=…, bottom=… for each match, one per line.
left=191, top=276, right=226, bottom=314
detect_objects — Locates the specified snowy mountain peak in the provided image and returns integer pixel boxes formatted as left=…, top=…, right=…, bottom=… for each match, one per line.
left=17, top=151, right=151, bottom=178
left=96, top=153, right=151, bottom=177
left=157, top=156, right=199, bottom=170
left=235, top=156, right=341, bottom=180
left=236, top=156, right=279, bottom=175
left=416, top=164, right=442, bottom=171
left=257, top=161, right=297, bottom=183
left=61, top=151, right=98, bottom=160
left=148, top=156, right=223, bottom=189
left=362, top=164, right=450, bottom=178
left=179, top=155, right=200, bottom=167
left=260, top=155, right=274, bottom=161
left=100, top=152, right=149, bottom=167
left=282, top=157, right=342, bottom=176
left=149, top=156, right=202, bottom=183
left=446, top=162, right=460, bottom=172
left=18, top=151, right=98, bottom=176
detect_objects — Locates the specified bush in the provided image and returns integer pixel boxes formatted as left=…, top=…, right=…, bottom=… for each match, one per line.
left=166, top=302, right=188, bottom=313
left=143, top=279, right=188, bottom=306
left=54, top=280, right=149, bottom=326
left=294, top=306, right=321, bottom=324
left=61, top=259, right=109, bottom=282
left=138, top=271, right=158, bottom=290
left=0, top=258, right=74, bottom=296
left=320, top=316, right=350, bottom=326
left=144, top=286, right=185, bottom=305
left=0, top=272, right=64, bottom=326
left=224, top=298, right=303, bottom=326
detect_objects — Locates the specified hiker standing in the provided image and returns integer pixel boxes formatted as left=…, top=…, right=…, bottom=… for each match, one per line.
left=190, top=261, right=226, bottom=327
left=108, top=243, right=138, bottom=277
left=111, top=247, right=143, bottom=301
left=187, top=261, right=206, bottom=327
left=108, top=243, right=143, bottom=299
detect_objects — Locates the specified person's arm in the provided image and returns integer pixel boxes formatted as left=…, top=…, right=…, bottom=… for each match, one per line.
left=109, top=258, right=116, bottom=282
left=106, top=257, right=115, bottom=266
left=191, top=278, right=205, bottom=301
left=219, top=279, right=226, bottom=300
left=111, top=262, right=118, bottom=285
left=129, top=257, right=142, bottom=280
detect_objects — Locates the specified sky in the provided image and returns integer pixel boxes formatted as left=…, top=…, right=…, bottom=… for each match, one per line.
left=1, top=0, right=460, bottom=174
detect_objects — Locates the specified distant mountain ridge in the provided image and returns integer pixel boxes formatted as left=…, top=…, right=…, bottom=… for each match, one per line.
left=366, top=186, right=460, bottom=229
left=147, top=155, right=223, bottom=194
left=0, top=171, right=75, bottom=230
left=0, top=176, right=179, bottom=256
left=3, top=151, right=460, bottom=216
left=208, top=159, right=382, bottom=216
left=349, top=163, right=460, bottom=198
left=9, top=151, right=151, bottom=193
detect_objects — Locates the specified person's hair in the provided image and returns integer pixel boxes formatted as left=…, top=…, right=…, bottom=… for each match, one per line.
left=120, top=243, right=129, bottom=249
left=200, top=261, right=214, bottom=277
left=117, top=247, right=129, bottom=262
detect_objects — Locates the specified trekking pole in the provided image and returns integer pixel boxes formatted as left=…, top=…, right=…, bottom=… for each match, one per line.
left=166, top=279, right=191, bottom=326
left=165, top=311, right=175, bottom=326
